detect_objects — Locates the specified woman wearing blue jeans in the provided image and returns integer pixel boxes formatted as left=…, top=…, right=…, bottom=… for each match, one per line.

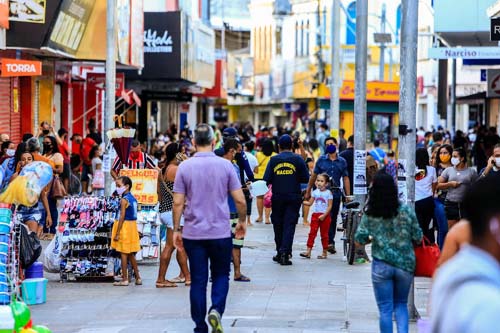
left=355, top=172, right=423, bottom=333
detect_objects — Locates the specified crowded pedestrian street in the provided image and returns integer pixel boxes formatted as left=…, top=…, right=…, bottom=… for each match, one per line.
left=2, top=0, right=500, bottom=333
left=32, top=221, right=431, bottom=333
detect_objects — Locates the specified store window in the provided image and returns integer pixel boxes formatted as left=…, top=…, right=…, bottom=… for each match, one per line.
left=367, top=114, right=392, bottom=149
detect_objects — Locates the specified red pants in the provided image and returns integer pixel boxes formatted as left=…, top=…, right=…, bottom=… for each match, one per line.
left=306, top=213, right=332, bottom=250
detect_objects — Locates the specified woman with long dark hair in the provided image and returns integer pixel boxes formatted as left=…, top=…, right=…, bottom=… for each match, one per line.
left=156, top=142, right=191, bottom=288
left=355, top=172, right=422, bottom=333
left=437, top=147, right=478, bottom=228
left=42, top=135, right=64, bottom=237
left=415, top=148, right=437, bottom=243
left=254, top=139, right=276, bottom=224
left=433, top=144, right=453, bottom=248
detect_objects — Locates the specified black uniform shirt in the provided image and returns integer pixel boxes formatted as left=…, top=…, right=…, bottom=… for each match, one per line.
left=263, top=151, right=309, bottom=200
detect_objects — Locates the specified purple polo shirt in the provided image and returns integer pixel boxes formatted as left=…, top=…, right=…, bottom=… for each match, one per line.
left=173, top=152, right=242, bottom=240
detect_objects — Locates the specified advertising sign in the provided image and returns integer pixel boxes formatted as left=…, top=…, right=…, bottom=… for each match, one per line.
left=353, top=150, right=367, bottom=195
left=397, top=159, right=407, bottom=204
left=126, top=11, right=181, bottom=80
left=9, top=0, right=46, bottom=24
left=487, top=69, right=500, bottom=97
left=0, top=58, right=42, bottom=77
left=119, top=169, right=159, bottom=205
left=87, top=73, right=125, bottom=96
left=129, top=0, right=144, bottom=68
left=6, top=0, right=61, bottom=48
left=429, top=47, right=500, bottom=59
left=46, top=0, right=95, bottom=57
left=0, top=0, right=8, bottom=29
left=339, top=81, right=399, bottom=102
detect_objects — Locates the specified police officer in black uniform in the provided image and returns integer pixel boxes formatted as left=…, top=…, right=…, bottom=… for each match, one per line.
left=264, top=134, right=309, bottom=265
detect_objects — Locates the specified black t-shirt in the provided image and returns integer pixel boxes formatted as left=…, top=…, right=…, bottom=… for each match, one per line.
left=263, top=151, right=309, bottom=200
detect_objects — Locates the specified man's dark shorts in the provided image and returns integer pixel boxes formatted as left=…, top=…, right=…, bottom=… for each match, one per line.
left=230, top=212, right=244, bottom=249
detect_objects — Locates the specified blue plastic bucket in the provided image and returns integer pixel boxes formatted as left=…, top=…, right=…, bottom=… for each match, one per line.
left=0, top=264, right=6, bottom=275
left=0, top=209, right=12, bottom=219
left=0, top=235, right=8, bottom=243
left=0, top=243, right=7, bottom=255
left=21, top=278, right=47, bottom=305
left=0, top=222, right=10, bottom=234
left=0, top=253, right=6, bottom=265
left=25, top=262, right=43, bottom=279
left=0, top=292, right=9, bottom=305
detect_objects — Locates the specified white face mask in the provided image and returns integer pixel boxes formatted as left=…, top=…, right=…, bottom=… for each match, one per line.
left=495, top=157, right=500, bottom=167
left=451, top=157, right=460, bottom=166
left=116, top=186, right=126, bottom=196
left=6, top=149, right=15, bottom=157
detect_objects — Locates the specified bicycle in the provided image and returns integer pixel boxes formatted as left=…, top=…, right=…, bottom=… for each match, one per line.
left=339, top=198, right=361, bottom=265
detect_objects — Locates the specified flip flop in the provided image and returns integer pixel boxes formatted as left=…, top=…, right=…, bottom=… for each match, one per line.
left=185, top=280, right=191, bottom=286
left=156, top=281, right=177, bottom=288
left=317, top=254, right=328, bottom=259
left=170, top=276, right=186, bottom=283
left=113, top=281, right=129, bottom=286
left=234, top=275, right=251, bottom=282
left=300, top=252, right=311, bottom=259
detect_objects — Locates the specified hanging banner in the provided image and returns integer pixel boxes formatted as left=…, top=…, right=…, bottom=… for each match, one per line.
left=353, top=150, right=367, bottom=195
left=119, top=169, right=158, bottom=205
left=129, top=0, right=144, bottom=68
left=9, top=0, right=46, bottom=24
left=117, top=0, right=130, bottom=65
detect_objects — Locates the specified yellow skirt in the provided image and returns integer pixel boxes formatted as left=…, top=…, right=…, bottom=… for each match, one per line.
left=111, top=220, right=141, bottom=254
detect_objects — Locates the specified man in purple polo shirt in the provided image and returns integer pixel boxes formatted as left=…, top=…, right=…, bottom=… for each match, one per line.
left=173, top=123, right=247, bottom=333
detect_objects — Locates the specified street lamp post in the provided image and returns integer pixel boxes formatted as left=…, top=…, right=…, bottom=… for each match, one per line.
left=354, top=0, right=368, bottom=204
left=399, top=0, right=419, bottom=319
left=105, top=0, right=116, bottom=196
left=329, top=0, right=341, bottom=136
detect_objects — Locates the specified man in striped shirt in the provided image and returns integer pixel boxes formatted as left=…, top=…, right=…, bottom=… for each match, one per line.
left=110, top=139, right=155, bottom=180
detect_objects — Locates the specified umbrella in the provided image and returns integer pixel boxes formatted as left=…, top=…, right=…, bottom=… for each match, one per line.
left=106, top=115, right=136, bottom=163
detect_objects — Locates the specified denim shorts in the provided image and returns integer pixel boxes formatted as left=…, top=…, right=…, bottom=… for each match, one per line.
left=17, top=205, right=42, bottom=225
left=159, top=211, right=184, bottom=229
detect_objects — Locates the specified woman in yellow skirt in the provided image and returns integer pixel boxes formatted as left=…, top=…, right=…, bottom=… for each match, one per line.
left=111, top=176, right=142, bottom=286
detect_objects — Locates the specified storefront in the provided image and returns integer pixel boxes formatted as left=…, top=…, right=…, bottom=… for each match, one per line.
left=320, top=81, right=400, bottom=150
left=124, top=11, right=215, bottom=143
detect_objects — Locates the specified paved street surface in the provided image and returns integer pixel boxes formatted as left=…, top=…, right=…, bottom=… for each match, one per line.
left=31, top=221, right=432, bottom=333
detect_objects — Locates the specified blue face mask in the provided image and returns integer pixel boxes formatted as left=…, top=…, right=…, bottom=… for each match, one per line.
left=326, top=144, right=337, bottom=154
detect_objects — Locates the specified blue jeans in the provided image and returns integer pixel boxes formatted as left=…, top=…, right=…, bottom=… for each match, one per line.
left=434, top=198, right=448, bottom=250
left=371, top=258, right=413, bottom=333
left=183, top=237, right=232, bottom=333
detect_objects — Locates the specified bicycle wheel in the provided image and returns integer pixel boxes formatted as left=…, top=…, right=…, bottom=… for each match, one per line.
left=347, top=212, right=358, bottom=265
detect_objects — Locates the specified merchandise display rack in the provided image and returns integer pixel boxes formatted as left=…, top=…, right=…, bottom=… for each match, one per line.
left=58, top=196, right=120, bottom=283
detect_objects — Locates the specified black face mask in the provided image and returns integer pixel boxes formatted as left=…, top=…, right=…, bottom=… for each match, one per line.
left=42, top=130, right=50, bottom=135
left=43, top=143, right=52, bottom=152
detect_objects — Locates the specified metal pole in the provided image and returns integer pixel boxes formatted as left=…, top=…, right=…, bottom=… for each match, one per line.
left=399, top=0, right=419, bottom=320
left=354, top=0, right=368, bottom=204
left=105, top=0, right=116, bottom=196
left=451, top=59, right=457, bottom=135
left=389, top=47, right=393, bottom=81
left=330, top=0, right=341, bottom=136
left=379, top=4, right=386, bottom=81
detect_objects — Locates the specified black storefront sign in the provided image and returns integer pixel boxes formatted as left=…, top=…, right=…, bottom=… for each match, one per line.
left=6, top=0, right=62, bottom=49
left=142, top=91, right=192, bottom=102
left=491, top=17, right=500, bottom=41
left=126, top=11, right=181, bottom=80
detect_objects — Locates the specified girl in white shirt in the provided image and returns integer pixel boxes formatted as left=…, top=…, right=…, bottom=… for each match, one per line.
left=415, top=148, right=437, bottom=244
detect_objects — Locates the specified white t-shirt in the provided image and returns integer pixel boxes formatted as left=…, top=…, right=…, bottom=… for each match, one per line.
left=312, top=188, right=333, bottom=213
left=415, top=165, right=437, bottom=201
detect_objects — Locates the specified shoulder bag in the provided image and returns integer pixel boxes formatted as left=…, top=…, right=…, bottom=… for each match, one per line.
left=49, top=174, right=67, bottom=199
left=414, top=236, right=440, bottom=277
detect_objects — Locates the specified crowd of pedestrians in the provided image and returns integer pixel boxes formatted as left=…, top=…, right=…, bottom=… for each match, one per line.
left=3, top=118, right=500, bottom=332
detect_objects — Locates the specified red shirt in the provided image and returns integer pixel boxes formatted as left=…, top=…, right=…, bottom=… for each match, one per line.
left=80, top=137, right=96, bottom=165
left=59, top=141, right=70, bottom=163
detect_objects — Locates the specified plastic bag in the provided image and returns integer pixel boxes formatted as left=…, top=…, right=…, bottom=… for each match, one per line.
left=43, top=232, right=62, bottom=273
left=263, top=185, right=272, bottom=208
left=0, top=162, right=53, bottom=206
left=19, top=224, right=42, bottom=269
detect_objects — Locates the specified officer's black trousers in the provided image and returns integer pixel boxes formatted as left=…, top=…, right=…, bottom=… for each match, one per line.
left=271, top=197, right=302, bottom=256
